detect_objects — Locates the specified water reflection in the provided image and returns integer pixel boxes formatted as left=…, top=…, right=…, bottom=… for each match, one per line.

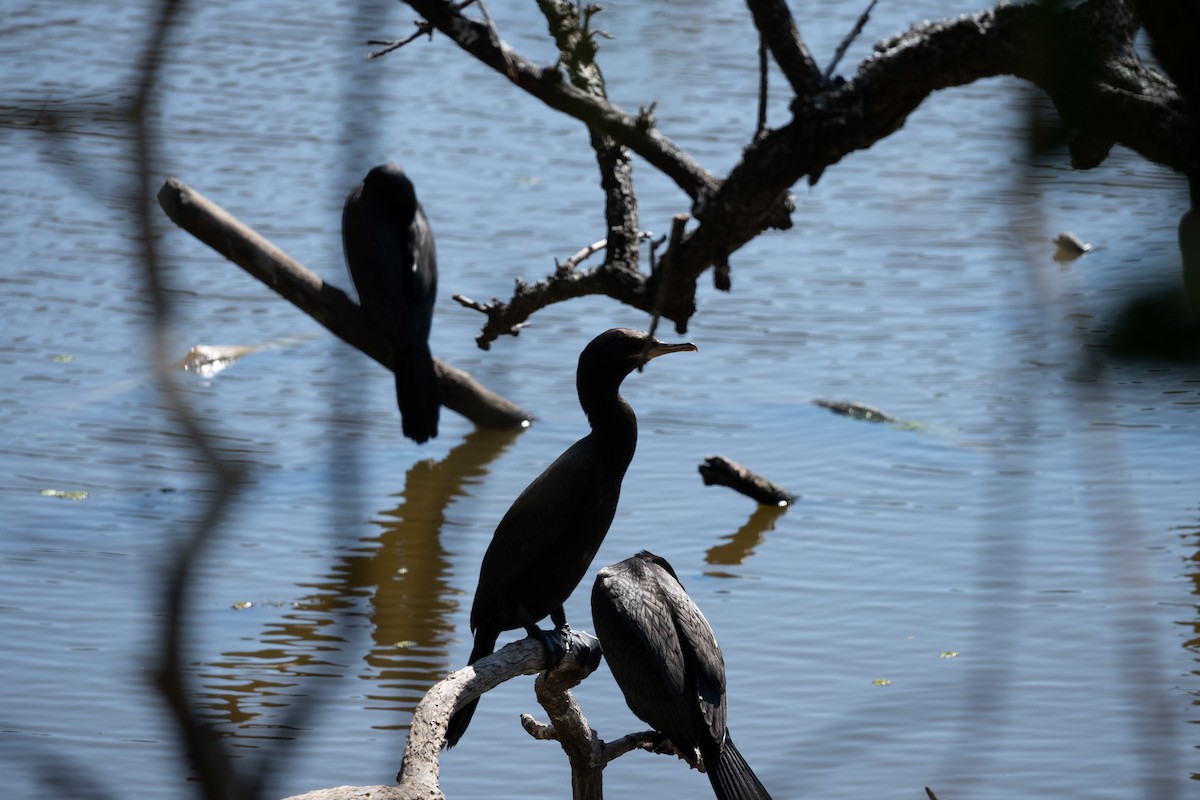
left=1182, top=518, right=1200, bottom=785
left=353, top=428, right=520, bottom=724
left=705, top=504, right=788, bottom=573
left=198, top=427, right=521, bottom=736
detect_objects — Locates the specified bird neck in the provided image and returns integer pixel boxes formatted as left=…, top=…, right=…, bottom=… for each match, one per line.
left=581, top=389, right=638, bottom=463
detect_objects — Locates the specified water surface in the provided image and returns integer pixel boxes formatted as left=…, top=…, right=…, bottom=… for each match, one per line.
left=1, top=2, right=1197, bottom=799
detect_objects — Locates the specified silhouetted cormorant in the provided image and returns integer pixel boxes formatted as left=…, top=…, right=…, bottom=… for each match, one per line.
left=444, top=328, right=697, bottom=747
left=591, top=550, right=773, bottom=800
left=342, top=163, right=440, bottom=443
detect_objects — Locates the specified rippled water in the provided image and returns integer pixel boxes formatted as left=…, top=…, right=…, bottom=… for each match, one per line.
left=2, top=2, right=1197, bottom=799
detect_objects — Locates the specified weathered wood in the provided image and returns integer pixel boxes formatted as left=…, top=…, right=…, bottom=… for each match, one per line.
left=394, top=630, right=601, bottom=800
left=698, top=455, right=796, bottom=506
left=156, top=177, right=531, bottom=430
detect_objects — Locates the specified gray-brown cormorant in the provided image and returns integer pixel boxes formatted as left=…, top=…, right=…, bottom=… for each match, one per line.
left=592, top=550, right=773, bottom=800
left=444, top=328, right=697, bottom=747
left=342, top=163, right=439, bottom=443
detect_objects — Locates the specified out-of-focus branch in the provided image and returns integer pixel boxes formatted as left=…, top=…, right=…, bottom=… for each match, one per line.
left=130, top=2, right=254, bottom=799
left=156, top=177, right=531, bottom=428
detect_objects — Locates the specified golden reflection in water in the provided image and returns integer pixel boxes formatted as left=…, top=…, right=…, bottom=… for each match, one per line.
left=199, top=427, right=522, bottom=735
left=705, top=504, right=789, bottom=572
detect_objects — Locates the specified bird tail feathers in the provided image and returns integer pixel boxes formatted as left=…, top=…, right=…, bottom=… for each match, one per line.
left=394, top=343, right=439, bottom=444
left=442, top=629, right=498, bottom=748
left=706, top=735, right=773, bottom=800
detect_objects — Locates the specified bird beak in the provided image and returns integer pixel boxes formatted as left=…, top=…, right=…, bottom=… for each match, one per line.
left=639, top=339, right=697, bottom=370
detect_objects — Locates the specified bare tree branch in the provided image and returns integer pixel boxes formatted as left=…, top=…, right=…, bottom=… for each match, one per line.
left=130, top=2, right=253, bottom=799
left=392, top=630, right=602, bottom=800
left=400, top=0, right=719, bottom=202
left=745, top=0, right=824, bottom=96
left=823, top=0, right=880, bottom=80
left=393, top=0, right=1199, bottom=343
left=538, top=1, right=643, bottom=273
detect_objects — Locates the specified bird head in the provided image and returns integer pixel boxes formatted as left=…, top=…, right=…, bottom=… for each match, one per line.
left=577, top=328, right=697, bottom=387
left=362, top=162, right=418, bottom=214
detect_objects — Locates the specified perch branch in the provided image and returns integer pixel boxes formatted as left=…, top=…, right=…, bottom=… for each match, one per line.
left=699, top=455, right=796, bottom=506
left=397, top=629, right=601, bottom=800
left=156, top=177, right=531, bottom=429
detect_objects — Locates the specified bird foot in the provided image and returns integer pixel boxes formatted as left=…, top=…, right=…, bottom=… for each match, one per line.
left=529, top=626, right=567, bottom=670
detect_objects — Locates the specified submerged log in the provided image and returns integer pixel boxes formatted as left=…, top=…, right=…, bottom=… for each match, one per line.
left=698, top=455, right=796, bottom=506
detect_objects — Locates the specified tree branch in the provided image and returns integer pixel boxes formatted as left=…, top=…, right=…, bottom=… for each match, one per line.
left=394, top=630, right=602, bottom=800
left=538, top=2, right=643, bottom=274
left=397, top=0, right=1199, bottom=341
left=745, top=0, right=824, bottom=96
left=401, top=0, right=719, bottom=202
left=156, top=177, right=531, bottom=428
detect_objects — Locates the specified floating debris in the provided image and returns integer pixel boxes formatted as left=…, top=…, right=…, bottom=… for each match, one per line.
left=812, top=399, right=897, bottom=423
left=872, top=678, right=893, bottom=687
left=175, top=344, right=259, bottom=378
left=174, top=335, right=315, bottom=378
left=231, top=601, right=253, bottom=610
left=40, top=489, right=88, bottom=500
left=938, top=651, right=959, bottom=660
left=52, top=354, right=74, bottom=363
left=1053, top=231, right=1094, bottom=262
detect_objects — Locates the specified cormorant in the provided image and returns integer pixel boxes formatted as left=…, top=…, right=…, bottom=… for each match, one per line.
left=342, top=163, right=440, bottom=443
left=591, top=550, right=773, bottom=800
left=444, top=328, right=697, bottom=748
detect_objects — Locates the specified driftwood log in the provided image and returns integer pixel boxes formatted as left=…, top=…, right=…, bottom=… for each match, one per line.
left=698, top=455, right=796, bottom=506
left=156, top=177, right=531, bottom=430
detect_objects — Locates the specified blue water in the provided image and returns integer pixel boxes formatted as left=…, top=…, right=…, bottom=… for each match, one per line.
left=1, top=2, right=1196, bottom=799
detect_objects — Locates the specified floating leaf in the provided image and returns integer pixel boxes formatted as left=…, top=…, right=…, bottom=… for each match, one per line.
left=231, top=601, right=253, bottom=610
left=939, top=651, right=959, bottom=659
left=52, top=354, right=74, bottom=363
left=394, top=640, right=417, bottom=650
left=872, top=678, right=892, bottom=687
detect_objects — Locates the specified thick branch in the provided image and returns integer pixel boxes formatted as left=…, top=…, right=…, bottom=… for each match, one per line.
left=745, top=0, right=824, bottom=96
left=156, top=177, right=531, bottom=429
left=397, top=629, right=601, bottom=800
left=659, top=0, right=1193, bottom=331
